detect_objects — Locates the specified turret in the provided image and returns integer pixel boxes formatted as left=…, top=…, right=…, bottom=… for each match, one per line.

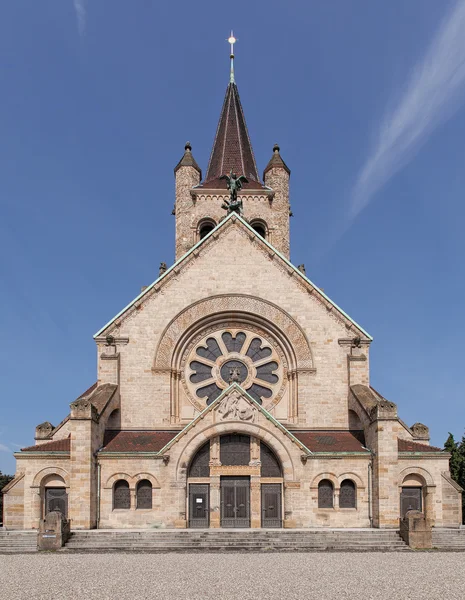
left=263, top=144, right=291, bottom=258
left=174, top=142, right=201, bottom=259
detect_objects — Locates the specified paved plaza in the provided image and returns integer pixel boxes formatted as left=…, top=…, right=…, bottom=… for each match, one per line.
left=1, top=552, right=464, bottom=600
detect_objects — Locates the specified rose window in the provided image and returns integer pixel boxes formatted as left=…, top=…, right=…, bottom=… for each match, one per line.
left=186, top=329, right=283, bottom=406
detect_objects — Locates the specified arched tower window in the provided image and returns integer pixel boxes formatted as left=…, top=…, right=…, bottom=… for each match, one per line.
left=318, top=479, right=334, bottom=508
left=136, top=480, right=153, bottom=509
left=113, top=480, right=130, bottom=510
left=339, top=479, right=356, bottom=508
left=198, top=219, right=216, bottom=240
left=250, top=220, right=267, bottom=239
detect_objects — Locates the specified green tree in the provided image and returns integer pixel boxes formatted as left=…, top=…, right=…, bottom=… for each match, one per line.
left=444, top=432, right=465, bottom=523
left=0, top=471, right=14, bottom=524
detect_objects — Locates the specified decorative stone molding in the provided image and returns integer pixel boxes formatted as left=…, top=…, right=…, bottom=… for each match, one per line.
left=411, top=422, right=430, bottom=440
left=70, top=398, right=98, bottom=421
left=32, top=467, right=70, bottom=489
left=154, top=294, right=314, bottom=371
left=35, top=421, right=54, bottom=440
left=216, top=390, right=257, bottom=422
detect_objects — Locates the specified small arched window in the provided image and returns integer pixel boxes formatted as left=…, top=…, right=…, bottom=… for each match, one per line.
left=113, top=480, right=130, bottom=510
left=339, top=479, right=356, bottom=509
left=250, top=221, right=267, bottom=239
left=136, top=480, right=153, bottom=509
left=318, top=479, right=334, bottom=508
left=199, top=220, right=216, bottom=240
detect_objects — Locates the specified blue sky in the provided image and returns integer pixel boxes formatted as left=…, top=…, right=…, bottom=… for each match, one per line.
left=1, top=0, right=465, bottom=474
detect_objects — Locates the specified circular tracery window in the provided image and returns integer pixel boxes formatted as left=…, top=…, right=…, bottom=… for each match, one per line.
left=185, top=329, right=283, bottom=406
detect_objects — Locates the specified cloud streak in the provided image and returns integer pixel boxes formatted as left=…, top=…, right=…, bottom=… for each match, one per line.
left=0, top=443, right=10, bottom=453
left=73, top=0, right=87, bottom=36
left=351, top=0, right=465, bottom=217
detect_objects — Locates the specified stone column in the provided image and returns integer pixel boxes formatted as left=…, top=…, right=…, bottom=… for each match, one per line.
left=250, top=476, right=261, bottom=528
left=210, top=476, right=221, bottom=528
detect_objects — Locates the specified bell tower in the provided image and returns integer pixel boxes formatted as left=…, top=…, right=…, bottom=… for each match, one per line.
left=173, top=35, right=291, bottom=260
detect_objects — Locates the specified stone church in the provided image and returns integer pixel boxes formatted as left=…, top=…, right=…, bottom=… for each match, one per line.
left=3, top=44, right=462, bottom=532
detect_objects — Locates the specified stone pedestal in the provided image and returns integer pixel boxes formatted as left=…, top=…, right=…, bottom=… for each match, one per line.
left=38, top=511, right=70, bottom=551
left=399, top=510, right=432, bottom=549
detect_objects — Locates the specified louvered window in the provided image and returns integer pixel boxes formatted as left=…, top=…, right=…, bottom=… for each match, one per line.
left=220, top=434, right=250, bottom=466
left=339, top=479, right=356, bottom=509
left=113, top=480, right=130, bottom=510
left=136, top=480, right=153, bottom=509
left=318, top=479, right=334, bottom=508
left=188, top=441, right=211, bottom=477
left=260, top=442, right=282, bottom=477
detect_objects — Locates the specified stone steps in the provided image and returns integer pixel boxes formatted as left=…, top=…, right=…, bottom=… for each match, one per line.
left=432, top=529, right=465, bottom=550
left=64, top=529, right=410, bottom=552
left=0, top=531, right=37, bottom=553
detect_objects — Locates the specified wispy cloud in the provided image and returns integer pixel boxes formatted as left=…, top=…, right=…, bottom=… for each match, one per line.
left=73, top=0, right=87, bottom=36
left=0, top=443, right=10, bottom=453
left=351, top=0, right=465, bottom=217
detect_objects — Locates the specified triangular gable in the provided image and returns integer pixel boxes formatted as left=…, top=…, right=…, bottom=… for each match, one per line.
left=94, top=213, right=372, bottom=340
left=156, top=383, right=313, bottom=456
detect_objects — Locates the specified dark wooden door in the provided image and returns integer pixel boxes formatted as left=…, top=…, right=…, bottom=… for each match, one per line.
left=220, top=477, right=250, bottom=528
left=400, top=487, right=422, bottom=518
left=45, top=488, right=68, bottom=517
left=189, top=484, right=209, bottom=528
left=261, top=484, right=282, bottom=528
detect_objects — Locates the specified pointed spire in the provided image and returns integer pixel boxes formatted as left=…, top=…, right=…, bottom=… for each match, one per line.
left=174, top=141, right=202, bottom=178
left=263, top=143, right=290, bottom=179
left=228, top=31, right=236, bottom=83
left=203, top=36, right=260, bottom=187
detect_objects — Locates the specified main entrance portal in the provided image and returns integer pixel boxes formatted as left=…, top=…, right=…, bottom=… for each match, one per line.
left=220, top=477, right=250, bottom=528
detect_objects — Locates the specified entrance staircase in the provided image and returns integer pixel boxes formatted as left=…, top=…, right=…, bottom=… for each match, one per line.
left=432, top=528, right=465, bottom=550
left=0, top=530, right=37, bottom=553
left=64, top=528, right=410, bottom=552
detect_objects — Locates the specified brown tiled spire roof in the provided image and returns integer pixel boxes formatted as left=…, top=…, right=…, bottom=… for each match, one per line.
left=174, top=142, right=201, bottom=178
left=203, top=83, right=261, bottom=187
left=263, top=144, right=290, bottom=178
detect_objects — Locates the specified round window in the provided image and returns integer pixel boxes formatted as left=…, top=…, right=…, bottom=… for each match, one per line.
left=185, top=329, right=284, bottom=406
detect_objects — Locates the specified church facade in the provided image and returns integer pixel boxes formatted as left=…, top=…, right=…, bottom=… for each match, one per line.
left=3, top=52, right=462, bottom=532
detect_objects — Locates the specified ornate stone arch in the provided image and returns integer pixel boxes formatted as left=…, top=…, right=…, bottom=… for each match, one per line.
left=104, top=472, right=133, bottom=489
left=174, top=421, right=297, bottom=481
left=32, top=467, right=70, bottom=489
left=133, top=473, right=161, bottom=488
left=337, top=472, right=365, bottom=489
left=397, top=466, right=434, bottom=488
left=153, top=294, right=314, bottom=372
left=310, top=472, right=338, bottom=490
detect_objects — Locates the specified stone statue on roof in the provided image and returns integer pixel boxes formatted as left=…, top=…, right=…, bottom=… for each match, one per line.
left=220, top=169, right=248, bottom=216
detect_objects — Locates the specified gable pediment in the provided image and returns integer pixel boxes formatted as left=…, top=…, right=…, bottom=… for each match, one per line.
left=94, top=214, right=371, bottom=341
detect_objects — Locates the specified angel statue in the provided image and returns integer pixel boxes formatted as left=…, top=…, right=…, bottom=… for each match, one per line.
left=220, top=169, right=248, bottom=216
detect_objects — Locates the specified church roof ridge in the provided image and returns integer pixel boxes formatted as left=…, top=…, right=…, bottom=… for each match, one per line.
left=94, top=213, right=372, bottom=340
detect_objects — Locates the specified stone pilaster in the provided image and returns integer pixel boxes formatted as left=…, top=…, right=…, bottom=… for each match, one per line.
left=68, top=397, right=99, bottom=529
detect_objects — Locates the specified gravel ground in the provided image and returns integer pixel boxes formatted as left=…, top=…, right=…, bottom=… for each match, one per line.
left=1, top=552, right=464, bottom=600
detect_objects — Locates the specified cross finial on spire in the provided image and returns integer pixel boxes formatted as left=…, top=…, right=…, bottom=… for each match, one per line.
left=228, top=31, right=236, bottom=83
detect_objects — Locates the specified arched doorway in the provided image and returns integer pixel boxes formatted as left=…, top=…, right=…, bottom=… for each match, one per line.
left=42, top=474, right=68, bottom=518
left=400, top=473, right=425, bottom=518
left=187, top=434, right=283, bottom=528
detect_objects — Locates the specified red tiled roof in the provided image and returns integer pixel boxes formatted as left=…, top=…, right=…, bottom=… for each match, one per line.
left=101, top=431, right=180, bottom=453
left=204, top=82, right=260, bottom=185
left=398, top=439, right=442, bottom=453
left=198, top=177, right=265, bottom=191
left=292, top=431, right=368, bottom=453
left=21, top=437, right=70, bottom=453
